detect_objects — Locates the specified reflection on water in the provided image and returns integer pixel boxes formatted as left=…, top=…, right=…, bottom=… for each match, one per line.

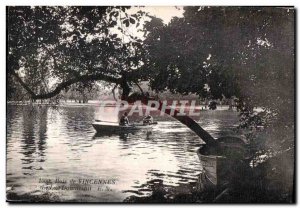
left=6, top=105, right=241, bottom=202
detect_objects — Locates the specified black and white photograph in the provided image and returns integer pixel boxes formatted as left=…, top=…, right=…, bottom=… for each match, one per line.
left=6, top=5, right=295, bottom=203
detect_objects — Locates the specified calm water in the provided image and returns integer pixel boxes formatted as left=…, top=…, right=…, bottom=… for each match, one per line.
left=6, top=104, right=241, bottom=202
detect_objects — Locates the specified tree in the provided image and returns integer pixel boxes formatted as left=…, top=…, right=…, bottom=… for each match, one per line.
left=7, top=6, right=147, bottom=101
left=141, top=7, right=295, bottom=200
left=7, top=6, right=221, bottom=146
left=143, top=6, right=294, bottom=153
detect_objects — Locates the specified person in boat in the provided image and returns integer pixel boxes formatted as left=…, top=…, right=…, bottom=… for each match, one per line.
left=143, top=114, right=153, bottom=125
left=119, top=112, right=129, bottom=126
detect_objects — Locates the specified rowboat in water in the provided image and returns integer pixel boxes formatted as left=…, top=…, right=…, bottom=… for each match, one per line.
left=196, top=137, right=247, bottom=188
left=92, top=121, right=157, bottom=133
left=197, top=147, right=227, bottom=187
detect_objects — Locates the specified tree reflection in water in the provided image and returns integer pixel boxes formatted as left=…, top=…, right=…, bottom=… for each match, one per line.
left=7, top=105, right=241, bottom=202
left=20, top=106, right=48, bottom=175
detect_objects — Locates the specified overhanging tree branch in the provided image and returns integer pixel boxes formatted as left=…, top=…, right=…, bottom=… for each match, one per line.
left=11, top=70, right=121, bottom=100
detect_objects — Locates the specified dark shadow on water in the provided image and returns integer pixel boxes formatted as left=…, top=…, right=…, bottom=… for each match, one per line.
left=92, top=131, right=131, bottom=141
left=92, top=130, right=153, bottom=141
left=123, top=178, right=200, bottom=203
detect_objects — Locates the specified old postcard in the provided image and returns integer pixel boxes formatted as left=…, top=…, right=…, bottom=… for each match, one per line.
left=6, top=6, right=295, bottom=203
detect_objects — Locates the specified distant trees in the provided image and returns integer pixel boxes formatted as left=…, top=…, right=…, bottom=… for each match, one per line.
left=60, top=82, right=98, bottom=103
left=59, top=81, right=115, bottom=103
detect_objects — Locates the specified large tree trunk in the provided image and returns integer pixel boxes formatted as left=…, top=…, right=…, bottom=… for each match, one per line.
left=140, top=97, right=219, bottom=146
left=120, top=73, right=131, bottom=100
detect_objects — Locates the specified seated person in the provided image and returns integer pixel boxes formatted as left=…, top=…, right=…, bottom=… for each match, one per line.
left=119, top=112, right=129, bottom=126
left=143, top=115, right=153, bottom=125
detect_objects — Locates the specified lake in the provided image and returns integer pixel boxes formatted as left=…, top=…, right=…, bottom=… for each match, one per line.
left=6, top=104, right=242, bottom=202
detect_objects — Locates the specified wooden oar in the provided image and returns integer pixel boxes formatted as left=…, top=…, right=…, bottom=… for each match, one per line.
left=95, top=119, right=118, bottom=123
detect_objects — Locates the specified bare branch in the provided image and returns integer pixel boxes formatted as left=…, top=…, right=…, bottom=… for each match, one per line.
left=134, top=81, right=145, bottom=95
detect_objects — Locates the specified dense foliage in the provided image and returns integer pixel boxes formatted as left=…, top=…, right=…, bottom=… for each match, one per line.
left=143, top=6, right=294, bottom=155
left=7, top=6, right=147, bottom=100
